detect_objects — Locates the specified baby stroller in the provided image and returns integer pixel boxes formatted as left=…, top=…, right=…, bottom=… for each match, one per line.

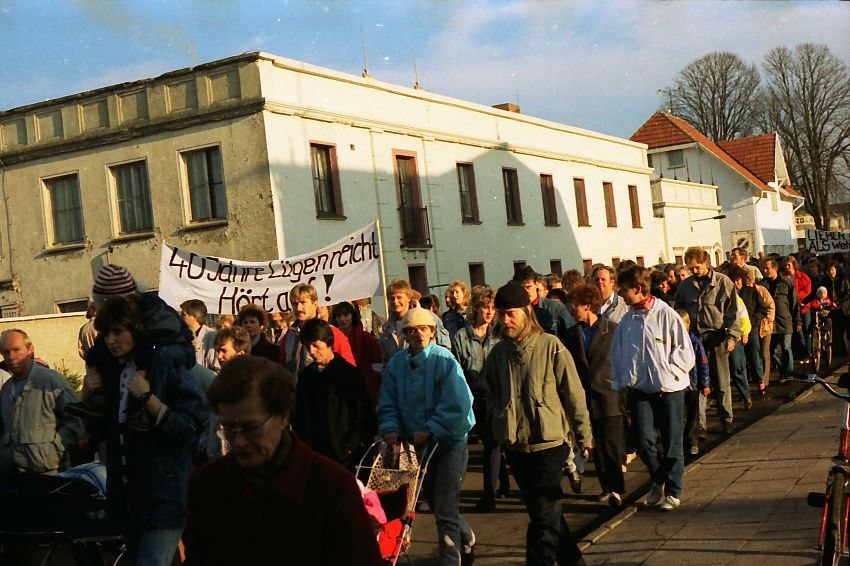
left=0, top=462, right=123, bottom=566
left=356, top=440, right=438, bottom=565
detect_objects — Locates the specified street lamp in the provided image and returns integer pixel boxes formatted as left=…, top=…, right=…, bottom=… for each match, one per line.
left=690, top=214, right=726, bottom=232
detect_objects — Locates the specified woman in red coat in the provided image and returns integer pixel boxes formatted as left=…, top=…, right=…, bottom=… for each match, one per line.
left=331, top=301, right=383, bottom=406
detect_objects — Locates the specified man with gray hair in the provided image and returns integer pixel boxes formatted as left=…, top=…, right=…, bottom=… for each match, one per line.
left=0, top=329, right=85, bottom=474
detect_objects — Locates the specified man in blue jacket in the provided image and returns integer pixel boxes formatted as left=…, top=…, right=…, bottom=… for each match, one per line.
left=379, top=307, right=475, bottom=566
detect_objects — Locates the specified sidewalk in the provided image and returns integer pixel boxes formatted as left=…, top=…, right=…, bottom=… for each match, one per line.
left=581, top=379, right=841, bottom=565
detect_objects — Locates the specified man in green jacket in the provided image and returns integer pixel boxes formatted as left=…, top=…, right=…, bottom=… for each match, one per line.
left=483, top=282, right=592, bottom=566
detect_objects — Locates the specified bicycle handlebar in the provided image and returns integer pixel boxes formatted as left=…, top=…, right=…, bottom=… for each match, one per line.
left=781, top=370, right=850, bottom=402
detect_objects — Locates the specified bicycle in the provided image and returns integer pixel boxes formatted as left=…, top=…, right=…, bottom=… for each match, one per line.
left=811, top=309, right=834, bottom=372
left=783, top=371, right=850, bottom=565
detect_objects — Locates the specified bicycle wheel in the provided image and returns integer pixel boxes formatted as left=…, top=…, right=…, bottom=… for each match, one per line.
left=812, top=331, right=822, bottom=372
left=821, top=468, right=847, bottom=566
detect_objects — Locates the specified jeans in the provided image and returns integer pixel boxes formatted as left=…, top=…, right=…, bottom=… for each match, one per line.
left=629, top=389, right=685, bottom=498
left=684, top=390, right=701, bottom=448
left=125, top=527, right=183, bottom=566
left=473, top=401, right=509, bottom=501
left=798, top=311, right=813, bottom=358
left=705, top=338, right=733, bottom=423
left=744, top=328, right=764, bottom=386
left=770, top=333, right=794, bottom=376
left=421, top=441, right=474, bottom=565
left=728, top=341, right=751, bottom=401
left=506, top=443, right=583, bottom=566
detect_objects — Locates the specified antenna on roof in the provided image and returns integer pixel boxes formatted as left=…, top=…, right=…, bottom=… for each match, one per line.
left=360, top=25, right=370, bottom=78
left=412, top=50, right=421, bottom=89
left=657, top=88, right=674, bottom=113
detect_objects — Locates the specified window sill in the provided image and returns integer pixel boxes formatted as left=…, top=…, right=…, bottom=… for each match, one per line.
left=111, top=231, right=155, bottom=244
left=544, top=222, right=560, bottom=227
left=507, top=222, right=525, bottom=227
left=44, top=242, right=86, bottom=255
left=461, top=219, right=482, bottom=225
left=180, top=220, right=228, bottom=233
left=578, top=223, right=591, bottom=228
left=316, top=213, right=347, bottom=221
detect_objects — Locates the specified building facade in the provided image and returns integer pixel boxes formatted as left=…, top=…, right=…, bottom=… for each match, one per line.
left=1, top=52, right=660, bottom=316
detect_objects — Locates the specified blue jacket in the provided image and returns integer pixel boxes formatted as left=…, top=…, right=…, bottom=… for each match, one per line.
left=378, top=342, right=474, bottom=445
left=688, top=332, right=710, bottom=390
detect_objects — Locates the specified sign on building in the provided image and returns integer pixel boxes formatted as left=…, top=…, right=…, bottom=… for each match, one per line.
left=805, top=228, right=850, bottom=254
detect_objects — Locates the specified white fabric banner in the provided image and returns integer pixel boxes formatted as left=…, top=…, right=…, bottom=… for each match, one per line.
left=805, top=228, right=850, bottom=254
left=159, top=222, right=383, bottom=315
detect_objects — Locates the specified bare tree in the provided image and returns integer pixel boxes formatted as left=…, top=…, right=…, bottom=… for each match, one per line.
left=664, top=51, right=762, bottom=141
left=762, top=43, right=850, bottom=230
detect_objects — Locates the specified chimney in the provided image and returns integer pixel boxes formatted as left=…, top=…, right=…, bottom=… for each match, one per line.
left=493, top=103, right=521, bottom=113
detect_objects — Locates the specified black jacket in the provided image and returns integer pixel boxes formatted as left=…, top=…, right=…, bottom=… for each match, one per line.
left=738, top=285, right=769, bottom=331
left=560, top=317, right=624, bottom=419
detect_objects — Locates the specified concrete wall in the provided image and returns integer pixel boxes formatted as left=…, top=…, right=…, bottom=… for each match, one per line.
left=259, top=54, right=659, bottom=292
left=0, top=313, right=87, bottom=380
left=651, top=178, right=724, bottom=264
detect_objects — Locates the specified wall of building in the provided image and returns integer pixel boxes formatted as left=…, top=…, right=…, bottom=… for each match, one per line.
left=651, top=178, right=723, bottom=264
left=0, top=313, right=87, bottom=380
left=259, top=54, right=658, bottom=293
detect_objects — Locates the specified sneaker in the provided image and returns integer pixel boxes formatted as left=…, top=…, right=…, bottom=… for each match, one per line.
left=461, top=531, right=476, bottom=566
left=608, top=492, right=622, bottom=508
left=689, top=444, right=699, bottom=455
left=660, top=495, right=680, bottom=511
left=646, top=483, right=664, bottom=506
left=744, top=397, right=753, bottom=410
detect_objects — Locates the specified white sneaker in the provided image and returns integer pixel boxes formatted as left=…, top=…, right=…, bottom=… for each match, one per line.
left=660, top=495, right=680, bottom=511
left=608, top=492, right=623, bottom=508
left=646, top=483, right=664, bottom=506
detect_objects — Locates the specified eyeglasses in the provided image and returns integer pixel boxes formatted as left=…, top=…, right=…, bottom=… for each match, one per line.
left=216, top=415, right=274, bottom=441
left=404, top=325, right=432, bottom=334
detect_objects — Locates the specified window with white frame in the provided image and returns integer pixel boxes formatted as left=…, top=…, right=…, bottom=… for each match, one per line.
left=310, top=143, right=344, bottom=217
left=111, top=161, right=153, bottom=233
left=667, top=149, right=684, bottom=168
left=45, top=174, right=84, bottom=245
left=183, top=146, right=227, bottom=222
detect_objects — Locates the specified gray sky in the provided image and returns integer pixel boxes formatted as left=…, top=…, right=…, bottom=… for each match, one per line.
left=1, top=0, right=847, bottom=138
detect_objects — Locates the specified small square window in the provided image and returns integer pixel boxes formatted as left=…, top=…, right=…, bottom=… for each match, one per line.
left=668, top=149, right=684, bottom=168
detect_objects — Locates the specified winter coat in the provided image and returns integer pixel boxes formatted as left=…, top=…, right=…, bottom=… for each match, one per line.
left=561, top=317, right=624, bottom=419
left=675, top=270, right=741, bottom=347
left=760, top=276, right=800, bottom=335
left=450, top=322, right=501, bottom=399
left=483, top=332, right=592, bottom=452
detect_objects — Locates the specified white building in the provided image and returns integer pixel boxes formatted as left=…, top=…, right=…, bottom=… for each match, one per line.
left=0, top=52, right=662, bottom=316
left=650, top=177, right=724, bottom=266
left=632, top=112, right=803, bottom=259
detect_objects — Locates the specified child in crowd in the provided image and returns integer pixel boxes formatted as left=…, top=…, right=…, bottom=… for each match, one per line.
left=805, top=286, right=836, bottom=336
left=678, top=310, right=711, bottom=455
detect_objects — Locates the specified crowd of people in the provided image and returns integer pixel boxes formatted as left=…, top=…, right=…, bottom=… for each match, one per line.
left=0, top=246, right=848, bottom=566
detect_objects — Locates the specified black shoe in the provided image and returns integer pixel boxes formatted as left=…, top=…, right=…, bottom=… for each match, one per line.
left=474, top=497, right=495, bottom=513
left=568, top=470, right=582, bottom=494
left=66, top=401, right=105, bottom=422
left=461, top=533, right=476, bottom=566
left=721, top=421, right=733, bottom=435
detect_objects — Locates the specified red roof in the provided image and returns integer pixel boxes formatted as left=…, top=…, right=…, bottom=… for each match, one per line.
left=630, top=111, right=772, bottom=193
left=718, top=134, right=777, bottom=185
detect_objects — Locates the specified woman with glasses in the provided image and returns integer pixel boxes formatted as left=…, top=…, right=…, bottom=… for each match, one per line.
left=185, top=356, right=382, bottom=565
left=89, top=295, right=206, bottom=566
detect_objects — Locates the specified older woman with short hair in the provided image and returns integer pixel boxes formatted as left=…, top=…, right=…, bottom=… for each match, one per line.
left=185, top=356, right=382, bottom=565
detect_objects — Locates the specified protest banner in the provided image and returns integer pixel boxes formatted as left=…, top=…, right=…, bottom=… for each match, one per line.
left=159, top=221, right=384, bottom=315
left=805, top=228, right=850, bottom=254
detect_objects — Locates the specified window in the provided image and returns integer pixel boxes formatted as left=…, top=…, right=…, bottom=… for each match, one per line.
left=184, top=146, right=227, bottom=222
left=582, top=259, right=593, bottom=275
left=549, top=260, right=562, bottom=276
left=612, top=257, right=621, bottom=269
left=407, top=265, right=428, bottom=296
left=573, top=178, right=589, bottom=226
left=56, top=299, right=89, bottom=313
left=394, top=152, right=430, bottom=248
left=513, top=261, right=527, bottom=277
left=310, top=143, right=344, bottom=218
left=469, top=263, right=486, bottom=287
left=647, top=154, right=653, bottom=168
left=45, top=174, right=84, bottom=245
left=628, top=184, right=642, bottom=228
left=668, top=149, right=684, bottom=168
left=603, top=182, right=617, bottom=227
left=456, top=163, right=480, bottom=223
left=636, top=256, right=645, bottom=267
left=540, top=174, right=558, bottom=226
left=503, top=168, right=523, bottom=225
left=111, top=161, right=153, bottom=233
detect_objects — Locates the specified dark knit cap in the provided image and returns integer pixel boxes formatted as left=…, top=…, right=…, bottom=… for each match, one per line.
left=494, top=282, right=531, bottom=309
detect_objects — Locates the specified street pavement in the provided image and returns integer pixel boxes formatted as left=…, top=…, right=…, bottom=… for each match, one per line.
left=406, top=363, right=843, bottom=565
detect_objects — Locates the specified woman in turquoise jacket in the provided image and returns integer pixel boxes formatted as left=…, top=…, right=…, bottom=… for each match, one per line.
left=378, top=307, right=475, bottom=566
